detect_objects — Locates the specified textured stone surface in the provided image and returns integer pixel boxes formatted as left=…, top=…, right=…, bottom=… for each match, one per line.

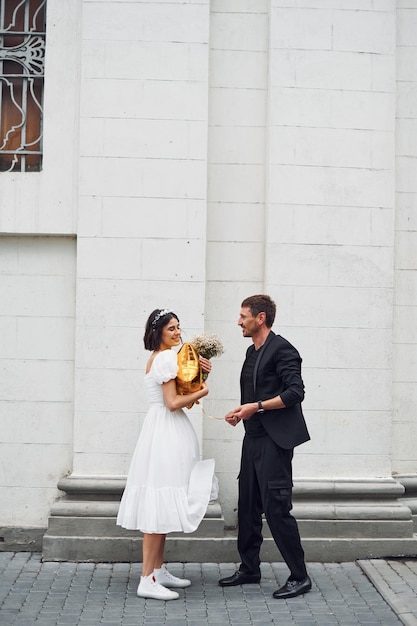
left=0, top=552, right=410, bottom=626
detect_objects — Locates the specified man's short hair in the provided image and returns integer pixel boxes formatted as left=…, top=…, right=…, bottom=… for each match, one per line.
left=241, top=294, right=276, bottom=328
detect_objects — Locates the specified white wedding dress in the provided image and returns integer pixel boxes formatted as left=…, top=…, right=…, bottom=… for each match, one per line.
left=117, top=349, right=218, bottom=534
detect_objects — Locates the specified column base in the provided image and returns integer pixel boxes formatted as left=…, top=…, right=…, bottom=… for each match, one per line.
left=396, top=473, right=417, bottom=532
left=41, top=475, right=417, bottom=562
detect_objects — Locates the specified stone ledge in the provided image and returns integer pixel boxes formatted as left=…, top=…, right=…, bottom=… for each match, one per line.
left=0, top=527, right=44, bottom=553
left=46, top=515, right=225, bottom=539
left=397, top=474, right=417, bottom=532
left=57, top=475, right=406, bottom=497
left=40, top=474, right=417, bottom=562
left=294, top=478, right=405, bottom=498
left=41, top=534, right=417, bottom=563
left=50, top=499, right=222, bottom=519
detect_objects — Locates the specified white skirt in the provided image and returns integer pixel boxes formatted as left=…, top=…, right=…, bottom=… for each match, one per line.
left=116, top=403, right=217, bottom=534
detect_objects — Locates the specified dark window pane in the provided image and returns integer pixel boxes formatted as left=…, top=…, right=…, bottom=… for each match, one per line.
left=0, top=0, right=46, bottom=172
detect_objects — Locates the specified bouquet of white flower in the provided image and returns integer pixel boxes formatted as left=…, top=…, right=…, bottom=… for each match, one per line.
left=191, top=332, right=224, bottom=360
left=190, top=332, right=224, bottom=382
left=189, top=332, right=225, bottom=419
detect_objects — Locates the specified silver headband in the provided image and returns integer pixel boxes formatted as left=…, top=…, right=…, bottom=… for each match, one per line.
left=151, top=308, right=175, bottom=326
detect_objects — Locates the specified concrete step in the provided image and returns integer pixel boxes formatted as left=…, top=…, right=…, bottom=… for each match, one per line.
left=46, top=510, right=225, bottom=539
left=42, top=532, right=417, bottom=563
left=41, top=475, right=417, bottom=562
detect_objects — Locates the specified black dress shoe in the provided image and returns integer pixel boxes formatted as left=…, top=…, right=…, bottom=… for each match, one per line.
left=219, top=570, right=261, bottom=587
left=273, top=575, right=312, bottom=599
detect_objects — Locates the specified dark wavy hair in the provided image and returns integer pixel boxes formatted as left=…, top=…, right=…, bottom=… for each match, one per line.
left=241, top=294, right=276, bottom=328
left=143, top=308, right=180, bottom=351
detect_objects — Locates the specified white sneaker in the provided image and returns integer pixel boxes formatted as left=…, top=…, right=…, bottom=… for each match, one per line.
left=137, top=575, right=179, bottom=601
left=154, top=565, right=191, bottom=588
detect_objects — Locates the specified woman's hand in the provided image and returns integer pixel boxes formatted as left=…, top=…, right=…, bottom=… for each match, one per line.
left=163, top=378, right=208, bottom=411
left=199, top=357, right=212, bottom=376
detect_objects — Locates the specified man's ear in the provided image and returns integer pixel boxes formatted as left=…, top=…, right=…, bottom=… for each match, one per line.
left=257, top=312, right=266, bottom=325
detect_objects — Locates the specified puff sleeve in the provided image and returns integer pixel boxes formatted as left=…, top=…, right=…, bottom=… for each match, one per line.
left=152, top=349, right=178, bottom=384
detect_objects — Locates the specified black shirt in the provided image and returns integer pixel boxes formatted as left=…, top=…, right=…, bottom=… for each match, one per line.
left=241, top=346, right=267, bottom=438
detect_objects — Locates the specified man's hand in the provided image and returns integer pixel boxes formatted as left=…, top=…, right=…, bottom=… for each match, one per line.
left=225, top=409, right=241, bottom=427
left=225, top=403, right=257, bottom=426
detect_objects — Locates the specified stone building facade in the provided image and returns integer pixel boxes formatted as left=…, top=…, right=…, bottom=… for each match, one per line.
left=1, top=0, right=416, bottom=561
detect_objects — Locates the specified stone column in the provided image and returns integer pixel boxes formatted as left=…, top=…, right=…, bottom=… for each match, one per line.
left=204, top=0, right=270, bottom=527
left=43, top=0, right=213, bottom=560
left=392, top=1, right=417, bottom=528
left=72, top=0, right=211, bottom=478
left=263, top=1, right=412, bottom=539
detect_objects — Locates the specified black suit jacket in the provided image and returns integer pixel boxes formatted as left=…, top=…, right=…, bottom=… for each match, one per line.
left=240, top=331, right=310, bottom=450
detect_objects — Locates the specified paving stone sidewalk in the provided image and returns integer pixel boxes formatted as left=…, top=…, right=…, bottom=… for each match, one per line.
left=358, top=559, right=417, bottom=626
left=0, top=551, right=414, bottom=625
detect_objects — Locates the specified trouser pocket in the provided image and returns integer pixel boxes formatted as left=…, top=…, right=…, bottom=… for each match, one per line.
left=266, top=482, right=293, bottom=517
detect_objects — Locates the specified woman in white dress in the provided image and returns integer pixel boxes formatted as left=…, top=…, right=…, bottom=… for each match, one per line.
left=117, top=308, right=217, bottom=601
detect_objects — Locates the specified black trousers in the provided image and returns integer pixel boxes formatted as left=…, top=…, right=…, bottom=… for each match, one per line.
left=237, top=434, right=307, bottom=581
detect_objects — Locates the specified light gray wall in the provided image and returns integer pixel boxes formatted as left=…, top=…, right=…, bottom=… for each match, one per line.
left=1, top=0, right=416, bottom=533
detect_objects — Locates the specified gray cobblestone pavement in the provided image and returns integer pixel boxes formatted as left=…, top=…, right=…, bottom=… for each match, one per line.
left=1, top=552, right=416, bottom=625
left=358, top=559, right=417, bottom=626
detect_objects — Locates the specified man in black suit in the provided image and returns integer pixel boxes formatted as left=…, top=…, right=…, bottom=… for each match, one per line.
left=219, top=294, right=311, bottom=599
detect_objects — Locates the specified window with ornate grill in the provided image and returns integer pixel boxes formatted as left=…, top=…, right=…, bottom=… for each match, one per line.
left=0, top=0, right=46, bottom=172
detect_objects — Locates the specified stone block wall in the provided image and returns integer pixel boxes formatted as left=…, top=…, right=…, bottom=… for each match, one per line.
left=0, top=1, right=416, bottom=552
